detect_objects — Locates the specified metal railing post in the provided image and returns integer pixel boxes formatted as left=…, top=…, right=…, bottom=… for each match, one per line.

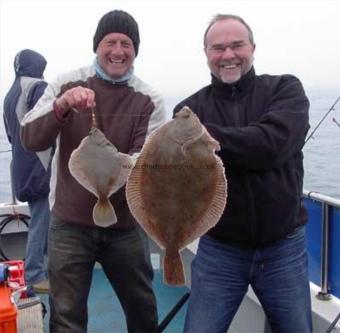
left=9, top=160, right=17, bottom=205
left=316, top=201, right=331, bottom=300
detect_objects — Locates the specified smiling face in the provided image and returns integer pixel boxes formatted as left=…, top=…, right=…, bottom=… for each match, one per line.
left=96, top=32, right=136, bottom=79
left=204, top=19, right=255, bottom=84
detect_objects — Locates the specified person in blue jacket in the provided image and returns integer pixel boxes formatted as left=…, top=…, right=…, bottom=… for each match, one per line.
left=174, top=14, right=312, bottom=333
left=3, top=49, right=53, bottom=294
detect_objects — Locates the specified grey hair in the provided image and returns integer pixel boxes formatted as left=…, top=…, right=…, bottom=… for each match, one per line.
left=203, top=14, right=255, bottom=47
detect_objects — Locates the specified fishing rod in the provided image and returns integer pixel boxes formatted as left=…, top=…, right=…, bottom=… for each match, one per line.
left=305, top=95, right=340, bottom=144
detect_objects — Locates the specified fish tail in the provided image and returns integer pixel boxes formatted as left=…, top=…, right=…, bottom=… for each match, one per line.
left=163, top=250, right=185, bottom=285
left=93, top=197, right=117, bottom=227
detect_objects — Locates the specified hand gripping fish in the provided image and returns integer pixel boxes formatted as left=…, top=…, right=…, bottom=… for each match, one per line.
left=126, top=106, right=227, bottom=285
left=69, top=109, right=133, bottom=227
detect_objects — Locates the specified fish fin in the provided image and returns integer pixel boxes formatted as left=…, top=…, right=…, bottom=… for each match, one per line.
left=126, top=173, right=167, bottom=246
left=182, top=155, right=227, bottom=246
left=93, top=197, right=117, bottom=227
left=163, top=250, right=185, bottom=285
left=109, top=153, right=133, bottom=194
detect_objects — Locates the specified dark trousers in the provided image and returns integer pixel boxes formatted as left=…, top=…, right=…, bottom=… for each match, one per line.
left=48, top=216, right=158, bottom=333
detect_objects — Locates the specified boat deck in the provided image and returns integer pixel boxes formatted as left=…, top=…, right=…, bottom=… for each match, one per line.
left=36, top=267, right=188, bottom=333
left=2, top=198, right=340, bottom=332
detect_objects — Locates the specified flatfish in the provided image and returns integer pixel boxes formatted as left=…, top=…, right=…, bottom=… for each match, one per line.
left=126, top=106, right=227, bottom=285
left=69, top=127, right=133, bottom=227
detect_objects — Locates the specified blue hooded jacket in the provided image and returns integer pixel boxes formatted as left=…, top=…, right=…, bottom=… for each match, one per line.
left=3, top=49, right=52, bottom=202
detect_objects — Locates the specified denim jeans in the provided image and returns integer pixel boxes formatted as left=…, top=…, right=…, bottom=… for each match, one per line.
left=25, top=195, right=50, bottom=286
left=184, top=227, right=312, bottom=333
left=48, top=216, right=158, bottom=333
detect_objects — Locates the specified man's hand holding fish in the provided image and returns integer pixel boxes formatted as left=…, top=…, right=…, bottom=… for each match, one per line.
left=54, top=86, right=96, bottom=118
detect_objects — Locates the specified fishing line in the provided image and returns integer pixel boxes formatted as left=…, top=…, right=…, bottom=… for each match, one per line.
left=86, top=80, right=98, bottom=130
left=305, top=95, right=340, bottom=144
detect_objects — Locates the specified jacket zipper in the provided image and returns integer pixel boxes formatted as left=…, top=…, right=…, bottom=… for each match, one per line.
left=231, top=85, right=256, bottom=245
left=231, top=85, right=236, bottom=99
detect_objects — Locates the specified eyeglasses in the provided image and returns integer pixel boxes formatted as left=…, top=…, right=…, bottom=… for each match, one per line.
left=207, top=41, right=249, bottom=54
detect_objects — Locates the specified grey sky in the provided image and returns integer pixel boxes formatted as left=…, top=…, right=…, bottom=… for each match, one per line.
left=1, top=0, right=340, bottom=101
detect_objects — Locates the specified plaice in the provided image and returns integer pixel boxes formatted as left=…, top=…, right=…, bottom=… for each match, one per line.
left=69, top=113, right=133, bottom=227
left=126, top=106, right=227, bottom=285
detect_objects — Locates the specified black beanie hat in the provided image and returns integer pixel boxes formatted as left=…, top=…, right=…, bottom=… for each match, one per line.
left=93, top=10, right=140, bottom=55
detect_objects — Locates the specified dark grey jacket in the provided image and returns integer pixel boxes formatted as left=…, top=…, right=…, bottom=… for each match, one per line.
left=174, top=67, right=310, bottom=248
left=3, top=49, right=51, bottom=202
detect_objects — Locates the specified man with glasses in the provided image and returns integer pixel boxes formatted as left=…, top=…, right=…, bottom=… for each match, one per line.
left=174, top=14, right=312, bottom=333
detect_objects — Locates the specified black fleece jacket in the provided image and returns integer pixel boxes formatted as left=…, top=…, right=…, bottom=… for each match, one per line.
left=173, top=67, right=310, bottom=248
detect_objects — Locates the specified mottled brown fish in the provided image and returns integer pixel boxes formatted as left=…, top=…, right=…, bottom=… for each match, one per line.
left=126, top=106, right=227, bottom=285
left=69, top=127, right=133, bottom=227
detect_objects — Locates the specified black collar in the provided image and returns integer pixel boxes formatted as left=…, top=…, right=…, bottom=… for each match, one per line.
left=211, top=67, right=255, bottom=98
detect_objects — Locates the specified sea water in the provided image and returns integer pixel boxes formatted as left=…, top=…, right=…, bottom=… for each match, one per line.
left=0, top=88, right=339, bottom=203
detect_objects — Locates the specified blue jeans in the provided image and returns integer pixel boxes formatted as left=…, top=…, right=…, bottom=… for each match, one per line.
left=25, top=195, right=50, bottom=286
left=184, top=227, right=312, bottom=333
left=48, top=216, right=158, bottom=333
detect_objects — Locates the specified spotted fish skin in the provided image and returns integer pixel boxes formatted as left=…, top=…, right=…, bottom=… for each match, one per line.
left=126, top=106, right=227, bottom=285
left=69, top=128, right=133, bottom=227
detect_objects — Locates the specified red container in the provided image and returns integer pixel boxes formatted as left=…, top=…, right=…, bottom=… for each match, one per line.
left=4, top=261, right=27, bottom=298
left=0, top=282, right=17, bottom=333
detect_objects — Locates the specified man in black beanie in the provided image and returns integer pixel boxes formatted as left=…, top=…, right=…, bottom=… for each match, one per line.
left=93, top=10, right=140, bottom=55
left=21, top=9, right=165, bottom=333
